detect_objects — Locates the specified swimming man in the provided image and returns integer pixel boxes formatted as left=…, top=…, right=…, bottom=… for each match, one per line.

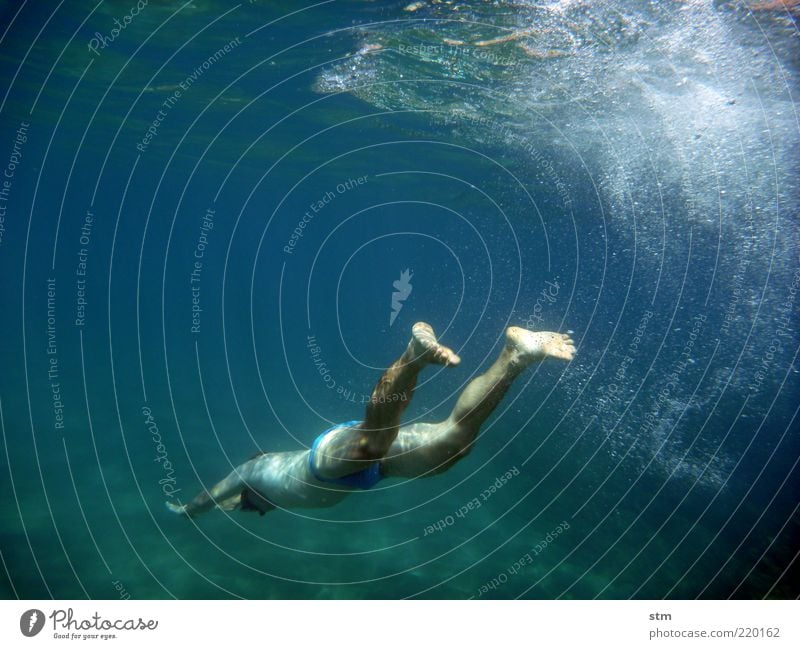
left=167, top=322, right=575, bottom=517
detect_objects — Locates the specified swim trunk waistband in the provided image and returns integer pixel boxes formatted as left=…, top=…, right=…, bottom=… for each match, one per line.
left=308, top=420, right=383, bottom=490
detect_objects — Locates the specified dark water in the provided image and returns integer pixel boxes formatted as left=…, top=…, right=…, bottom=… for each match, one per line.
left=0, top=0, right=798, bottom=599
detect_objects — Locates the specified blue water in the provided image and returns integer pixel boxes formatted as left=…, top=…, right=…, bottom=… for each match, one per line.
left=0, top=0, right=798, bottom=599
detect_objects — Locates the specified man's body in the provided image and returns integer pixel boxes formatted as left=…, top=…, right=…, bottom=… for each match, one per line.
left=168, top=322, right=575, bottom=517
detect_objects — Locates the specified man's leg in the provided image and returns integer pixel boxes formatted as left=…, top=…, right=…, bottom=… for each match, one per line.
left=166, top=458, right=257, bottom=517
left=170, top=323, right=459, bottom=515
left=382, top=327, right=575, bottom=478
left=312, top=322, right=460, bottom=480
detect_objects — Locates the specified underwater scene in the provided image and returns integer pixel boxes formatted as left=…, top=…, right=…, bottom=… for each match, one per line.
left=0, top=0, right=798, bottom=599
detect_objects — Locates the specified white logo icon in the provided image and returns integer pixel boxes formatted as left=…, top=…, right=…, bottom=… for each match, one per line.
left=390, top=269, right=413, bottom=326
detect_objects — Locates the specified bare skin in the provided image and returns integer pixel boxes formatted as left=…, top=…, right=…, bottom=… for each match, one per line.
left=382, top=326, right=575, bottom=479
left=168, top=323, right=574, bottom=517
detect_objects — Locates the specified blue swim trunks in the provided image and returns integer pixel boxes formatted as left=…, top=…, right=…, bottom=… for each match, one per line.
left=308, top=420, right=383, bottom=489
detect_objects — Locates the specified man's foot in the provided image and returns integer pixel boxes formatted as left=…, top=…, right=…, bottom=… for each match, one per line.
left=506, top=326, right=576, bottom=363
left=409, top=322, right=461, bottom=366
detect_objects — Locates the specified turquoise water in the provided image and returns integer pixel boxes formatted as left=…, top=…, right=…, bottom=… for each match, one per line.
left=0, top=0, right=798, bottom=599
